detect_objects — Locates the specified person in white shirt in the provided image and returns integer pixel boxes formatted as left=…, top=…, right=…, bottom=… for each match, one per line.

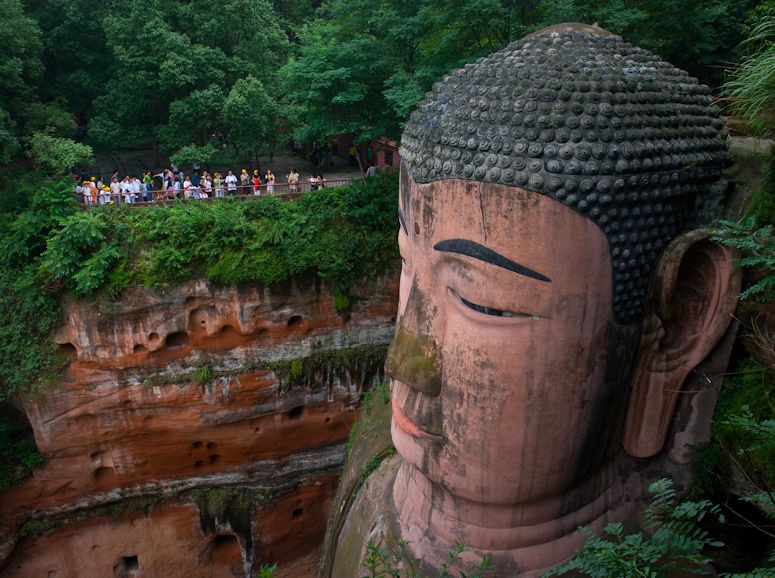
left=183, top=176, right=192, bottom=199
left=225, top=170, right=238, bottom=195
left=131, top=176, right=142, bottom=202
left=120, top=177, right=134, bottom=203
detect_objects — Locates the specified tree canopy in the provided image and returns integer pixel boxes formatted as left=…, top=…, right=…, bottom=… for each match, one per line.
left=0, top=0, right=769, bottom=166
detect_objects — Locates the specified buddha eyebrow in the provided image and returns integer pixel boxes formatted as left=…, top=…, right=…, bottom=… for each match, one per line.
left=433, top=239, right=552, bottom=283
left=397, top=208, right=408, bottom=235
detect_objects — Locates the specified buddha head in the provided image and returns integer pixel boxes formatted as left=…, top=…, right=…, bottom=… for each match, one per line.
left=384, top=23, right=739, bottom=572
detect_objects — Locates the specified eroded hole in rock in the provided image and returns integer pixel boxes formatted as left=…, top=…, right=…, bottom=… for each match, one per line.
left=48, top=570, right=57, bottom=577
left=288, top=406, right=303, bottom=420
left=148, top=332, right=159, bottom=342
left=325, top=417, right=331, bottom=423
left=211, top=534, right=241, bottom=567
left=292, top=507, right=304, bottom=519
left=123, top=555, right=139, bottom=571
left=213, top=534, right=238, bottom=551
left=192, top=441, right=203, bottom=449
left=165, top=331, right=189, bottom=349
left=132, top=344, right=146, bottom=353
left=194, top=460, right=204, bottom=468
left=254, top=427, right=261, bottom=433
left=209, top=454, right=221, bottom=463
left=90, top=451, right=100, bottom=462
left=94, top=466, right=116, bottom=484
left=59, top=342, right=77, bottom=361
left=206, top=442, right=217, bottom=450
left=218, top=325, right=238, bottom=335
left=287, top=315, right=303, bottom=328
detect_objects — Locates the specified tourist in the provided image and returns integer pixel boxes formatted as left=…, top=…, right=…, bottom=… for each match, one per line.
left=225, top=170, right=238, bottom=195
left=182, top=175, right=192, bottom=199
left=203, top=174, right=212, bottom=198
left=348, top=144, right=357, bottom=167
left=366, top=163, right=379, bottom=178
left=287, top=167, right=299, bottom=193
left=252, top=170, right=261, bottom=195
left=131, top=175, right=142, bottom=202
left=214, top=172, right=224, bottom=198
left=317, top=174, right=326, bottom=189
left=143, top=172, right=153, bottom=201
left=110, top=178, right=121, bottom=203
left=308, top=175, right=319, bottom=191
left=99, top=185, right=111, bottom=205
left=265, top=169, right=275, bottom=194
left=240, top=168, right=250, bottom=192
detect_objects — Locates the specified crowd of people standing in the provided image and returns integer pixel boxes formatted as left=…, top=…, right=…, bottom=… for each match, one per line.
left=75, top=165, right=330, bottom=205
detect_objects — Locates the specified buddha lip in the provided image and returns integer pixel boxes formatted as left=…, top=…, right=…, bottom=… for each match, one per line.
left=392, top=395, right=443, bottom=441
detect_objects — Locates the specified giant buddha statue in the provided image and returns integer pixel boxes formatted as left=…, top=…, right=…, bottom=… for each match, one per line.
left=320, top=23, right=740, bottom=577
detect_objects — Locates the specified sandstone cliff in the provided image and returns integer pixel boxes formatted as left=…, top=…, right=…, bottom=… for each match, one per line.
left=0, top=271, right=398, bottom=577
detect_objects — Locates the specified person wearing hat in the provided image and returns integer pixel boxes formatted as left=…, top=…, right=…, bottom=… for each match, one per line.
left=240, top=168, right=250, bottom=192
left=265, top=169, right=275, bottom=194
left=252, top=170, right=261, bottom=195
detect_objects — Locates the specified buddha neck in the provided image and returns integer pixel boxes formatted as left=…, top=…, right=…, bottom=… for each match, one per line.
left=392, top=455, right=632, bottom=574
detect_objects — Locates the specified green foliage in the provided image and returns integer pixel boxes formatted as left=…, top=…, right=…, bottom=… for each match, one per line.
left=0, top=176, right=79, bottom=398
left=18, top=518, right=58, bottom=538
left=194, top=362, right=213, bottom=384
left=25, top=132, right=94, bottom=176
left=169, top=143, right=219, bottom=168
left=362, top=538, right=492, bottom=578
left=41, top=171, right=398, bottom=298
left=333, top=292, right=351, bottom=311
left=24, top=103, right=76, bottom=139
left=0, top=0, right=43, bottom=162
left=281, top=0, right=758, bottom=145
left=545, top=478, right=725, bottom=577
left=86, top=0, right=289, bottom=158
left=359, top=446, right=396, bottom=483
left=712, top=218, right=775, bottom=301
left=692, top=358, right=775, bottom=503
left=222, top=76, right=282, bottom=156
left=724, top=6, right=775, bottom=135
left=256, top=563, right=278, bottom=578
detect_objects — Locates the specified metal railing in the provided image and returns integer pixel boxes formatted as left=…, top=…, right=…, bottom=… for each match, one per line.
left=79, top=179, right=354, bottom=208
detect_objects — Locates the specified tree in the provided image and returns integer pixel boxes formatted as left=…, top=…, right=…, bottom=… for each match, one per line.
left=26, top=132, right=94, bottom=175
left=89, top=0, right=289, bottom=160
left=0, top=0, right=43, bottom=161
left=222, top=76, right=283, bottom=162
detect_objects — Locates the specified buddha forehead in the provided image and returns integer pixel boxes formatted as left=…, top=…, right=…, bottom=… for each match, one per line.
left=399, top=23, right=731, bottom=324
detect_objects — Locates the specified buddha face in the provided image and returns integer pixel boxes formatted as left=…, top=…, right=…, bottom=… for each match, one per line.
left=387, top=169, right=640, bottom=506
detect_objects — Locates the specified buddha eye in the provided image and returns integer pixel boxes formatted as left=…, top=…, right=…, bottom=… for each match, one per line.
left=451, top=289, right=532, bottom=318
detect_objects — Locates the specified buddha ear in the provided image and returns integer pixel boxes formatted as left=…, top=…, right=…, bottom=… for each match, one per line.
left=623, top=229, right=740, bottom=459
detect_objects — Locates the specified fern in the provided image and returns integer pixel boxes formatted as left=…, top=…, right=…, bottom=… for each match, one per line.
left=711, top=218, right=775, bottom=301
left=544, top=479, right=724, bottom=577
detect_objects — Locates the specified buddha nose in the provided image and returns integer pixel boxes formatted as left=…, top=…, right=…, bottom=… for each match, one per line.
left=384, top=279, right=442, bottom=397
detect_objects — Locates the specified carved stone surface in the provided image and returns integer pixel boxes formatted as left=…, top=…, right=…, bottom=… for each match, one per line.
left=400, top=23, right=731, bottom=323
left=0, top=274, right=399, bottom=576
left=322, top=24, right=741, bottom=577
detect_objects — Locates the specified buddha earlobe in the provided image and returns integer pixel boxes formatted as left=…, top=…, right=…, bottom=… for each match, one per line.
left=622, top=229, right=741, bottom=459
